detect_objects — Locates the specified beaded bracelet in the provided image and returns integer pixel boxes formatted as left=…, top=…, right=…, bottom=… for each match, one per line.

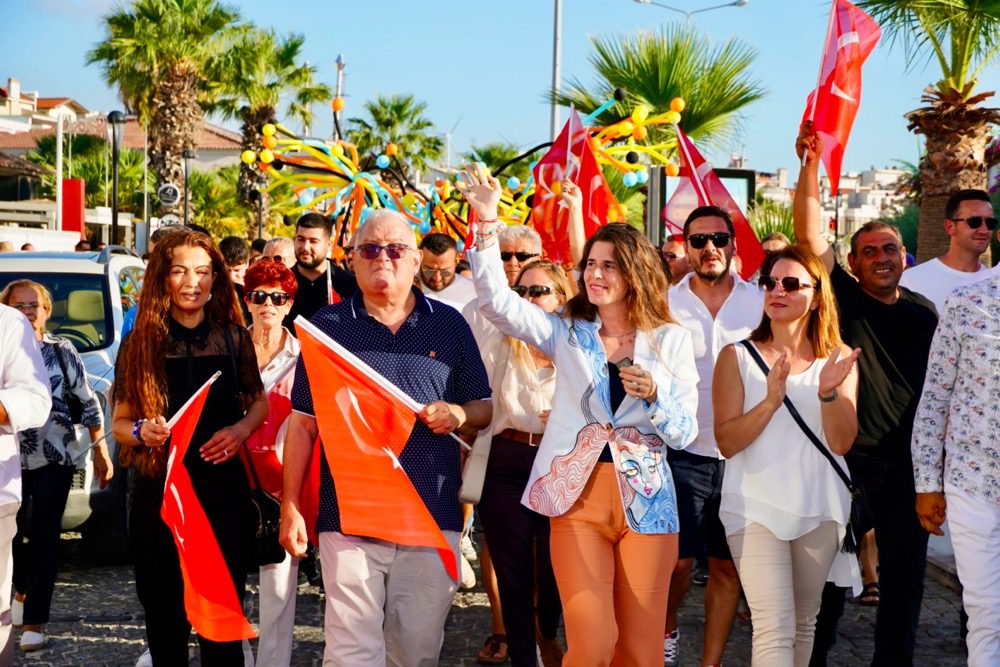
left=132, top=418, right=146, bottom=444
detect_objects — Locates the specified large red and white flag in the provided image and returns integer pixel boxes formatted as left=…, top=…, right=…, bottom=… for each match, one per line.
left=294, top=317, right=459, bottom=580
left=161, top=371, right=256, bottom=642
left=531, top=108, right=619, bottom=266
left=662, top=125, right=765, bottom=280
left=802, top=0, right=881, bottom=194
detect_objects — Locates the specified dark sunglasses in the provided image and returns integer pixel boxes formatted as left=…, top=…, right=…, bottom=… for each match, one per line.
left=500, top=251, right=540, bottom=262
left=952, top=216, right=999, bottom=230
left=758, top=276, right=816, bottom=292
left=421, top=266, right=454, bottom=278
left=356, top=243, right=414, bottom=260
left=263, top=255, right=289, bottom=265
left=246, top=290, right=291, bottom=306
left=688, top=232, right=732, bottom=249
left=512, top=284, right=554, bottom=298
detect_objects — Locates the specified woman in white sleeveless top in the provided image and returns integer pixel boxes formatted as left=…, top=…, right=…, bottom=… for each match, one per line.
left=713, top=246, right=861, bottom=667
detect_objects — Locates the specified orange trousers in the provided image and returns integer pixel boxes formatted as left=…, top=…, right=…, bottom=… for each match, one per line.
left=549, top=464, right=678, bottom=667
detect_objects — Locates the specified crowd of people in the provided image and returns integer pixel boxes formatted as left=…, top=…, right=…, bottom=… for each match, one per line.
left=0, top=120, right=997, bottom=667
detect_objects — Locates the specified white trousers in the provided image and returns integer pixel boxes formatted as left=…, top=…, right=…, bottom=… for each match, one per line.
left=728, top=521, right=840, bottom=667
left=0, top=503, right=17, bottom=667
left=255, top=552, right=299, bottom=667
left=946, top=483, right=1000, bottom=667
left=319, top=530, right=460, bottom=667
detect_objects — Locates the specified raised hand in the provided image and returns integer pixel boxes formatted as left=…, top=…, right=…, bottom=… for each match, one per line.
left=456, top=163, right=502, bottom=221
left=818, top=347, right=860, bottom=397
left=795, top=120, right=823, bottom=164
left=559, top=179, right=583, bottom=211
left=765, top=352, right=790, bottom=409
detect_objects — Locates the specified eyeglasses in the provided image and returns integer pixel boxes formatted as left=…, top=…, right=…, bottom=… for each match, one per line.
left=512, top=285, right=554, bottom=298
left=687, top=232, right=732, bottom=249
left=11, top=302, right=40, bottom=312
left=500, top=251, right=540, bottom=263
left=356, top=243, right=414, bottom=260
left=758, top=276, right=816, bottom=293
left=420, top=267, right=454, bottom=279
left=662, top=252, right=680, bottom=261
left=246, top=290, right=291, bottom=306
left=951, top=216, right=998, bottom=230
left=263, top=255, right=290, bottom=265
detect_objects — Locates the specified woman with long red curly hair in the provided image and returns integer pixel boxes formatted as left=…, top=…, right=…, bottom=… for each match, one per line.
left=111, top=229, right=267, bottom=665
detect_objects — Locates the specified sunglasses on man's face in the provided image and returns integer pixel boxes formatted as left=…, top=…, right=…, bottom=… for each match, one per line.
left=687, top=232, right=732, bottom=250
left=263, top=255, right=289, bottom=265
left=500, top=251, right=540, bottom=263
left=421, top=266, right=454, bottom=279
left=512, top=284, right=554, bottom=298
left=356, top=243, right=414, bottom=260
left=952, top=216, right=999, bottom=231
left=246, top=290, right=291, bottom=306
left=758, top=275, right=816, bottom=293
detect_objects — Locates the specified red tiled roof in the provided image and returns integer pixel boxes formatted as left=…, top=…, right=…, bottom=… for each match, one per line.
left=0, top=116, right=242, bottom=151
left=36, top=97, right=70, bottom=110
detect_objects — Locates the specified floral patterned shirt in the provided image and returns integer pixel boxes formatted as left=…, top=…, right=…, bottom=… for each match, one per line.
left=16, top=333, right=103, bottom=470
left=912, top=275, right=1000, bottom=504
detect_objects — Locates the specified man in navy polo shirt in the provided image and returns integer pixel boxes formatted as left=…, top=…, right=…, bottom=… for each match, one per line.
left=280, top=209, right=492, bottom=667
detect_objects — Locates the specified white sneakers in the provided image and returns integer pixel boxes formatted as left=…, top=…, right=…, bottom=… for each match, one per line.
left=459, top=554, right=477, bottom=590
left=20, top=630, right=46, bottom=652
left=460, top=534, right=478, bottom=562
left=663, top=629, right=679, bottom=666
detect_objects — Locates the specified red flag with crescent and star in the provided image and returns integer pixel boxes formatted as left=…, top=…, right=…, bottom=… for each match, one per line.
left=160, top=371, right=256, bottom=642
left=295, top=318, right=458, bottom=580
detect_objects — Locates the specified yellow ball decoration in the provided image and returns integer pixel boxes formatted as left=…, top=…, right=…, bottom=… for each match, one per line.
left=241, top=150, right=256, bottom=165
left=262, top=123, right=276, bottom=137
left=670, top=97, right=686, bottom=113
left=618, top=120, right=635, bottom=136
left=665, top=111, right=681, bottom=125
left=259, top=149, right=274, bottom=164
left=631, top=105, right=650, bottom=123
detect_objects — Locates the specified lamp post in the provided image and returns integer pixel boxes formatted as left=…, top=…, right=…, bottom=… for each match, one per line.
left=334, top=53, right=346, bottom=140
left=182, top=149, right=197, bottom=227
left=107, top=111, right=125, bottom=245
left=633, top=0, right=749, bottom=20
left=550, top=0, right=562, bottom=141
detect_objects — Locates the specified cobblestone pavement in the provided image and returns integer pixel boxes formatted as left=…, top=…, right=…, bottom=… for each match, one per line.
left=14, top=534, right=968, bottom=666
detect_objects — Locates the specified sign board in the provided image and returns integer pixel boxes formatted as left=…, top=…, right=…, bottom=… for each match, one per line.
left=157, top=183, right=181, bottom=207
left=159, top=213, right=182, bottom=227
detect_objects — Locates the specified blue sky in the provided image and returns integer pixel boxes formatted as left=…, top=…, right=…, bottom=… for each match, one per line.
left=4, top=0, right=1000, bottom=176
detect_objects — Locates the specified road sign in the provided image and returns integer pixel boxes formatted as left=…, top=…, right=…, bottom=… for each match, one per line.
left=159, top=213, right=182, bottom=227
left=157, top=183, right=181, bottom=207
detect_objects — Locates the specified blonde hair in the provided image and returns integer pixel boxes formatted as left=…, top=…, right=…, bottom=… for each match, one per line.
left=0, top=279, right=53, bottom=314
left=507, top=259, right=573, bottom=364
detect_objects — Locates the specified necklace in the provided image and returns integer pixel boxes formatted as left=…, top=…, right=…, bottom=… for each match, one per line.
left=600, top=327, right=636, bottom=340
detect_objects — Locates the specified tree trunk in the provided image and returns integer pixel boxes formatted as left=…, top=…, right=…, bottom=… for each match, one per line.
left=148, top=61, right=202, bottom=220
left=906, top=90, right=1000, bottom=263
left=239, top=106, right=274, bottom=239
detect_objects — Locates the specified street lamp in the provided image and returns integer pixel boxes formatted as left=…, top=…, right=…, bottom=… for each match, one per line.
left=333, top=53, right=346, bottom=140
left=182, top=149, right=197, bottom=227
left=633, top=0, right=749, bottom=20
left=107, top=110, right=125, bottom=245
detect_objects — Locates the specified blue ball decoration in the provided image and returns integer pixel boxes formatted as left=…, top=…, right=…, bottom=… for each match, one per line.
left=418, top=221, right=432, bottom=234
left=507, top=176, right=521, bottom=190
left=375, top=154, right=391, bottom=169
left=456, top=239, right=465, bottom=253
left=622, top=171, right=638, bottom=188
left=636, top=169, right=649, bottom=185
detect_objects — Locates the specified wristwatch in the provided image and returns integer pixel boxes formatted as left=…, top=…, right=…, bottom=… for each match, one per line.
left=818, top=389, right=839, bottom=403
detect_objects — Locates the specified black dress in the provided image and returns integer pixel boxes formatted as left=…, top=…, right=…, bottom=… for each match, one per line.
left=121, top=317, right=263, bottom=666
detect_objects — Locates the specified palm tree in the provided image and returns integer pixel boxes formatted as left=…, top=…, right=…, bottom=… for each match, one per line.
left=347, top=94, right=443, bottom=177
left=463, top=142, right=531, bottom=183
left=87, top=0, right=243, bottom=216
left=555, top=23, right=765, bottom=153
left=858, top=1, right=1000, bottom=261
left=210, top=28, right=331, bottom=229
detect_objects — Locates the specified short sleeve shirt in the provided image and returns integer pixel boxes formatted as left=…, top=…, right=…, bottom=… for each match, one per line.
left=291, top=287, right=491, bottom=533
left=830, top=263, right=937, bottom=459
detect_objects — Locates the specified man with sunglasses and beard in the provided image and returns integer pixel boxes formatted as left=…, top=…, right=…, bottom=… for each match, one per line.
left=795, top=121, right=938, bottom=667
left=282, top=213, right=358, bottom=333
left=899, top=189, right=997, bottom=312
left=418, top=233, right=478, bottom=312
left=663, top=205, right=764, bottom=667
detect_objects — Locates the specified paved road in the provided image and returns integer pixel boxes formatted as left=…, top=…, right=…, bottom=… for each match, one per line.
left=15, top=534, right=968, bottom=666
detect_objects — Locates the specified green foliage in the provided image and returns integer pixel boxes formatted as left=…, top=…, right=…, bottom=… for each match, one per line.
left=555, top=22, right=765, bottom=154
left=749, top=199, right=796, bottom=244
left=857, top=0, right=1000, bottom=99
left=346, top=94, right=443, bottom=175
left=188, top=164, right=296, bottom=240
left=463, top=142, right=531, bottom=183
left=881, top=203, right=920, bottom=254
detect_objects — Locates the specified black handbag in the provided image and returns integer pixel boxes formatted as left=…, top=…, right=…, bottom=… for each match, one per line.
left=739, top=340, right=873, bottom=554
left=243, top=451, right=287, bottom=566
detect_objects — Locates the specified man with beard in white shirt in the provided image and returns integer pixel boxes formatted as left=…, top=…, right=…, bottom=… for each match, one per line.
left=417, top=233, right=478, bottom=312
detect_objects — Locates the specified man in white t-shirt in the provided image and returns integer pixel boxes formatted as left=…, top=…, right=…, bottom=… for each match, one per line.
left=899, top=189, right=997, bottom=312
left=664, top=206, right=764, bottom=667
left=418, top=233, right=478, bottom=312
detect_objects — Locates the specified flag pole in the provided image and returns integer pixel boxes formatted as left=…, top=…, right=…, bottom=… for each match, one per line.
left=673, top=124, right=709, bottom=204
left=166, top=371, right=221, bottom=429
left=804, top=0, right=838, bottom=166
left=565, top=104, right=576, bottom=181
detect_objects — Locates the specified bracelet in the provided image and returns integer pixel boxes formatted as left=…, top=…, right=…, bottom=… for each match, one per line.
left=132, top=418, right=146, bottom=444
left=818, top=389, right=839, bottom=403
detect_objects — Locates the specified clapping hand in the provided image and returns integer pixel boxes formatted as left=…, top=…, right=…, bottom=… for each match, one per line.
left=765, top=352, right=791, bottom=409
left=818, top=347, right=860, bottom=397
left=456, top=163, right=502, bottom=221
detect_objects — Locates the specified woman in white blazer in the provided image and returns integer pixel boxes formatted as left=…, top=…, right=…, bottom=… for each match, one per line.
left=460, top=165, right=699, bottom=667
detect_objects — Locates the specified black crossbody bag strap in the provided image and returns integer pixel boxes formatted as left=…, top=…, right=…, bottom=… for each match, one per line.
left=738, top=340, right=856, bottom=495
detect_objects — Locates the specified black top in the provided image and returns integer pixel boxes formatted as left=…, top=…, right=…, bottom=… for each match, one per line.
left=598, top=362, right=628, bottom=462
left=830, top=263, right=938, bottom=460
left=283, top=260, right=358, bottom=333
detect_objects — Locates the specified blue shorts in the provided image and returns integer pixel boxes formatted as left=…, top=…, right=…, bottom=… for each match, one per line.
left=667, top=448, right=732, bottom=561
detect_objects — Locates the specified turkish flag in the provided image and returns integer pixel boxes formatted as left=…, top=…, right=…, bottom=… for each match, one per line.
left=161, top=372, right=256, bottom=643
left=802, top=0, right=880, bottom=194
left=295, top=317, right=459, bottom=580
left=531, top=109, right=618, bottom=265
left=662, top=126, right=765, bottom=280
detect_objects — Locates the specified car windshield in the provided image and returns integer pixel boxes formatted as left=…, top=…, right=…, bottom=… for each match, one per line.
left=0, top=272, right=113, bottom=352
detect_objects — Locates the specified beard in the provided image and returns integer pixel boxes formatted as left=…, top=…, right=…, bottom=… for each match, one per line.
left=297, top=252, right=327, bottom=271
left=693, top=256, right=730, bottom=285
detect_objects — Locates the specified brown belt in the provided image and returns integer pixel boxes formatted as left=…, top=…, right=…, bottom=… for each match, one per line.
left=496, top=428, right=543, bottom=446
